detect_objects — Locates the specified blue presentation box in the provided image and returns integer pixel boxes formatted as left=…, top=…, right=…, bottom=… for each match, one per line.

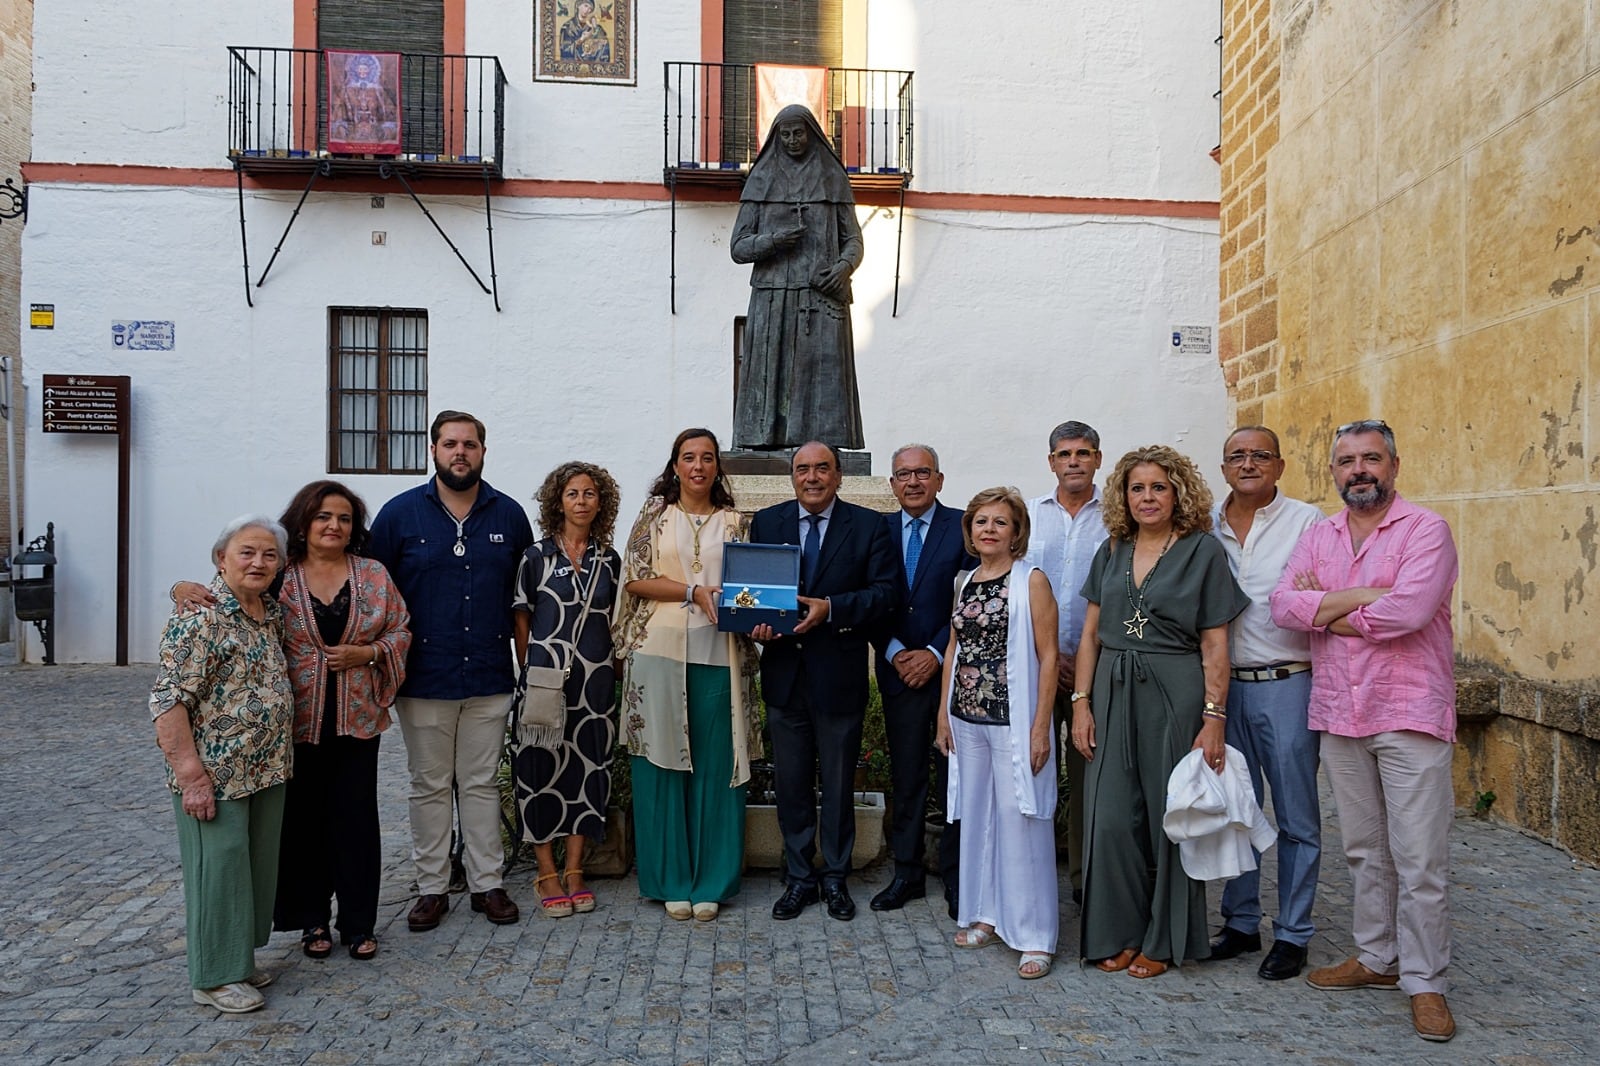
left=718, top=542, right=802, bottom=635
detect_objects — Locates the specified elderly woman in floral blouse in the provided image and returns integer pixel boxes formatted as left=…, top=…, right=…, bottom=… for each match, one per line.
left=171, top=482, right=410, bottom=962
left=152, top=514, right=295, bottom=1015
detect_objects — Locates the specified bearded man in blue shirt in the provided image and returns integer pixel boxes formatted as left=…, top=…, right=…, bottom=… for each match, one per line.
left=369, top=411, right=534, bottom=931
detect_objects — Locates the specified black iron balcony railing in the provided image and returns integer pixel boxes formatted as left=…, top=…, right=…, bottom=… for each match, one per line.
left=663, top=62, right=913, bottom=190
left=227, top=46, right=506, bottom=178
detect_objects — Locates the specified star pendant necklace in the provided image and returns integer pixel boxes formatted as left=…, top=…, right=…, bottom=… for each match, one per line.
left=1124, top=530, right=1176, bottom=639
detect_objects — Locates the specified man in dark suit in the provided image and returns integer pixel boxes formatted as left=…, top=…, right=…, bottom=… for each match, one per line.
left=751, top=441, right=899, bottom=921
left=869, top=444, right=975, bottom=917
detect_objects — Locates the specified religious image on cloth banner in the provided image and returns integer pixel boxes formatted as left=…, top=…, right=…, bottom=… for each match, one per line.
left=534, top=0, right=636, bottom=85
left=754, top=65, right=828, bottom=151
left=326, top=51, right=403, bottom=154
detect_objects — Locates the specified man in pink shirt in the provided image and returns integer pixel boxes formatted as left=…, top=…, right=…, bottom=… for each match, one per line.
left=1269, top=420, right=1459, bottom=1044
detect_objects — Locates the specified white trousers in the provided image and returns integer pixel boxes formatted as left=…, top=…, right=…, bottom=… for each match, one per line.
left=953, top=717, right=1059, bottom=954
left=396, top=694, right=512, bottom=895
left=1321, top=729, right=1454, bottom=995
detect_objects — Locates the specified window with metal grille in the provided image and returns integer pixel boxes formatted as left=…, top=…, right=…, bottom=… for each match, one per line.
left=328, top=307, right=429, bottom=474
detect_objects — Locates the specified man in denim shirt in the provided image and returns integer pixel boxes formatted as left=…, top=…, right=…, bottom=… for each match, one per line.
left=369, top=411, right=534, bottom=931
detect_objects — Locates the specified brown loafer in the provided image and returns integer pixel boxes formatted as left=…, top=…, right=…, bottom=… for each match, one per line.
left=407, top=893, right=450, bottom=932
left=470, top=888, right=521, bottom=925
left=1410, top=993, right=1455, bottom=1042
left=1305, top=956, right=1400, bottom=991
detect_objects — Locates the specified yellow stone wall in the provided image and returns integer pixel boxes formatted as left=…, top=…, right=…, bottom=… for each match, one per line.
left=1221, top=0, right=1600, bottom=856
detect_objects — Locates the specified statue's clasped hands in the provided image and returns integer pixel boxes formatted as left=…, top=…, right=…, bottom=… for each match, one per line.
left=812, top=261, right=850, bottom=299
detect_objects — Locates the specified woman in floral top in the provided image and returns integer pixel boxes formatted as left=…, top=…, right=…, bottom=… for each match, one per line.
left=151, top=515, right=295, bottom=1015
left=935, top=487, right=1060, bottom=981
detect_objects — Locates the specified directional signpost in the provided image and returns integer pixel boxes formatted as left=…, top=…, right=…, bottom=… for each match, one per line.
left=40, top=375, right=132, bottom=664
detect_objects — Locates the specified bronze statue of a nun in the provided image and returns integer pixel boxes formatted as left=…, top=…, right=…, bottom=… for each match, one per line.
left=731, top=104, right=865, bottom=451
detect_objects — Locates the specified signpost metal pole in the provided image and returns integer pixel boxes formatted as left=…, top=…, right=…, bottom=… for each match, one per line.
left=116, top=380, right=130, bottom=665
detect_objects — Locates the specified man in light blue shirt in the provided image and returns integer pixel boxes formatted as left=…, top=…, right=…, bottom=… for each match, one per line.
left=1024, top=420, right=1106, bottom=902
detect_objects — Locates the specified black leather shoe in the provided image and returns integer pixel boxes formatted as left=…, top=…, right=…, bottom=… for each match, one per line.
left=945, top=891, right=958, bottom=921
left=822, top=881, right=856, bottom=921
left=1206, top=926, right=1262, bottom=961
left=1258, top=940, right=1308, bottom=980
left=772, top=883, right=820, bottom=920
left=870, top=877, right=927, bottom=911
left=470, top=888, right=520, bottom=925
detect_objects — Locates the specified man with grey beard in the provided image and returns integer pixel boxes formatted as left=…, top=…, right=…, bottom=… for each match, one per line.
left=1270, top=420, right=1460, bottom=1043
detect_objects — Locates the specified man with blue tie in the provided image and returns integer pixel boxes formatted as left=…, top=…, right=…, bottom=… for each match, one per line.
left=751, top=441, right=900, bottom=921
left=870, top=444, right=975, bottom=917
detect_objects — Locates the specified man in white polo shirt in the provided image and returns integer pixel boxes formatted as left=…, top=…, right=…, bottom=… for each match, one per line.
left=1204, top=425, right=1325, bottom=980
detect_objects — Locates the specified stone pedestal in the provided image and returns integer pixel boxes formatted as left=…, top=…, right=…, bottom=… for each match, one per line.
left=724, top=449, right=873, bottom=475
left=744, top=792, right=887, bottom=870
left=728, top=474, right=898, bottom=517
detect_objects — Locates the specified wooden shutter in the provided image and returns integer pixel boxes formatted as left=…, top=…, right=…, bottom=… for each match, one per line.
left=721, top=1, right=843, bottom=162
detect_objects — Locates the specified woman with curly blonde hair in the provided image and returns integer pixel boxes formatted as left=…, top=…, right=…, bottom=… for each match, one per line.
left=512, top=460, right=623, bottom=917
left=1070, top=446, right=1248, bottom=978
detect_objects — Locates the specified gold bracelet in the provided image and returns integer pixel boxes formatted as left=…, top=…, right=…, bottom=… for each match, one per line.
left=1070, top=690, right=1090, bottom=703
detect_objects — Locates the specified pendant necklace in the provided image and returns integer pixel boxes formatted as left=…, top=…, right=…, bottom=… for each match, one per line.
left=684, top=506, right=712, bottom=574
left=1123, top=531, right=1176, bottom=639
left=437, top=500, right=469, bottom=557
left=562, top=535, right=589, bottom=573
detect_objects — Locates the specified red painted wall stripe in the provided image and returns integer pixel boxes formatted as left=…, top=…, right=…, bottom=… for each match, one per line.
left=19, top=163, right=1219, bottom=218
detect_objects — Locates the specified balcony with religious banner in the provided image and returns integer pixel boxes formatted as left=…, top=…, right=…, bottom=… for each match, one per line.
left=662, top=62, right=914, bottom=192
left=225, top=46, right=508, bottom=309
left=660, top=61, right=914, bottom=313
left=227, top=47, right=506, bottom=178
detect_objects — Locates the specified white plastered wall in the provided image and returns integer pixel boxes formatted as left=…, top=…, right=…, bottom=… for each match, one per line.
left=21, top=1, right=1223, bottom=661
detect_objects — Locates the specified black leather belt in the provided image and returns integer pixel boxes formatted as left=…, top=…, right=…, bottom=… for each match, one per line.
left=1230, top=662, right=1312, bottom=682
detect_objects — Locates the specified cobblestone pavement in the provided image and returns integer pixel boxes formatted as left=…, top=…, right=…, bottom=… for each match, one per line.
left=2, top=660, right=1598, bottom=1064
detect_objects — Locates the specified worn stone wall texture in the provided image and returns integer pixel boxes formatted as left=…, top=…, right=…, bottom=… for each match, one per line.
left=0, top=0, right=30, bottom=555
left=1220, top=0, right=1600, bottom=858
left=1217, top=0, right=1279, bottom=422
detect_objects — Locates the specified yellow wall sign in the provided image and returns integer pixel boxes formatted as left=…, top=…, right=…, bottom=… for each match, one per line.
left=30, top=304, right=55, bottom=329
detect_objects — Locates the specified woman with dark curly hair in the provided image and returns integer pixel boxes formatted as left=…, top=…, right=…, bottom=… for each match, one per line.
left=1071, top=446, right=1247, bottom=979
left=613, top=428, right=763, bottom=921
left=512, top=461, right=623, bottom=917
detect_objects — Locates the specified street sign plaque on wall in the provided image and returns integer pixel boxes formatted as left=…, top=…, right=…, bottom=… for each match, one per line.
left=41, top=374, right=129, bottom=434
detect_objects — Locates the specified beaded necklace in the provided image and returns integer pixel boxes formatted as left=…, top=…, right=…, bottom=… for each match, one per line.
left=1123, top=530, right=1176, bottom=639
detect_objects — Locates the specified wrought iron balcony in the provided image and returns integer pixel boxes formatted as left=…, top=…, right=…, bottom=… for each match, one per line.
left=227, top=46, right=506, bottom=179
left=663, top=62, right=913, bottom=191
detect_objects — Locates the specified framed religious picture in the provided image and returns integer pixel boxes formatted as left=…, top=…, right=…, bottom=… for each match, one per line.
left=326, top=50, right=403, bottom=154
left=534, top=0, right=636, bottom=85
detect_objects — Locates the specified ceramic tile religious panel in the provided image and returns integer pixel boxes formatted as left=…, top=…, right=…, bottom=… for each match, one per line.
left=535, top=0, right=636, bottom=85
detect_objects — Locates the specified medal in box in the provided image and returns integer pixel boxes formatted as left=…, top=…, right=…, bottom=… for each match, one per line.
left=717, top=542, right=802, bottom=635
